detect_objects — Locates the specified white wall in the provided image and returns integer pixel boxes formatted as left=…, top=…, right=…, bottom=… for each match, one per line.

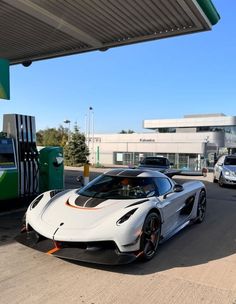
left=89, top=131, right=225, bottom=165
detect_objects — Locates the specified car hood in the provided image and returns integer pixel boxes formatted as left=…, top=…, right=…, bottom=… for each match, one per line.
left=223, top=165, right=236, bottom=173
left=37, top=190, right=146, bottom=230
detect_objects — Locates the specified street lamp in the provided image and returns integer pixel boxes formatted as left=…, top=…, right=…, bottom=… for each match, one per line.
left=63, top=119, right=71, bottom=143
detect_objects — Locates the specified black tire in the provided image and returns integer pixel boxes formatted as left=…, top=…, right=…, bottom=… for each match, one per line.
left=218, top=175, right=225, bottom=187
left=139, top=212, right=161, bottom=261
left=195, top=190, right=207, bottom=224
left=213, top=176, right=218, bottom=183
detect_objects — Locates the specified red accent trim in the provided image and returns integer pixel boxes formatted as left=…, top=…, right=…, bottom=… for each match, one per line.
left=47, top=241, right=62, bottom=254
left=65, top=200, right=101, bottom=210
left=135, top=251, right=144, bottom=258
left=47, top=246, right=61, bottom=255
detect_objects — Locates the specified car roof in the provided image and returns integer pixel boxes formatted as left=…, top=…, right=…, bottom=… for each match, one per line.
left=144, top=156, right=167, bottom=159
left=104, top=168, right=167, bottom=178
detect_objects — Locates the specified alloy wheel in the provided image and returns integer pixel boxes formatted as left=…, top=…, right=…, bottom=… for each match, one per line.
left=196, top=191, right=207, bottom=223
left=140, top=213, right=161, bottom=261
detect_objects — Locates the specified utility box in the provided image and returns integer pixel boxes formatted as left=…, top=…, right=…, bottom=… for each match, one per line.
left=39, top=147, right=64, bottom=193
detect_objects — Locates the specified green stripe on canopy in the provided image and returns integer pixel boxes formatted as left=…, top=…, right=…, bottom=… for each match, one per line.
left=0, top=58, right=10, bottom=100
left=197, top=0, right=221, bottom=25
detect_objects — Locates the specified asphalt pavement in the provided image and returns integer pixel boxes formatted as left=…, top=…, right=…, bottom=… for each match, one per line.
left=0, top=169, right=236, bottom=304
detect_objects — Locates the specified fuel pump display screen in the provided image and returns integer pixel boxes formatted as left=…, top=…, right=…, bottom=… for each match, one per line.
left=0, top=138, right=16, bottom=169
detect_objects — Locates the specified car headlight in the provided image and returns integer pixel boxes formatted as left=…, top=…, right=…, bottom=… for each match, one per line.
left=223, top=169, right=232, bottom=176
left=30, top=194, right=44, bottom=210
left=116, top=208, right=138, bottom=226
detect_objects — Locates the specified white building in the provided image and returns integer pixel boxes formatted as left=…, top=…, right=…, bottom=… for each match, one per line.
left=88, top=114, right=236, bottom=170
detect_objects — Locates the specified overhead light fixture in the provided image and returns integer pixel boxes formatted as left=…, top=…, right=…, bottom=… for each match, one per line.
left=22, top=60, right=32, bottom=67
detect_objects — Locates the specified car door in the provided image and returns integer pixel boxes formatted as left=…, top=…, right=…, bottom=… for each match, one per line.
left=155, top=178, right=193, bottom=237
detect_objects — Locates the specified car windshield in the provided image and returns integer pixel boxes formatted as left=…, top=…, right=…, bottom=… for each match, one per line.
left=224, top=157, right=236, bottom=166
left=77, top=175, right=158, bottom=199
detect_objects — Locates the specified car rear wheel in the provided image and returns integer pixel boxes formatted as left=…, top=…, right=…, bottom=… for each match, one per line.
left=195, top=190, right=207, bottom=224
left=139, top=212, right=161, bottom=261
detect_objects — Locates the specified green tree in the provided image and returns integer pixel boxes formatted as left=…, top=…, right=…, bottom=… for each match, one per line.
left=36, top=125, right=68, bottom=147
left=36, top=130, right=44, bottom=146
left=119, top=129, right=135, bottom=134
left=127, top=129, right=135, bottom=134
left=64, top=124, right=89, bottom=166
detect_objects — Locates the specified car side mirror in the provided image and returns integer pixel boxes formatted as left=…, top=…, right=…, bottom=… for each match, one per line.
left=173, top=184, right=183, bottom=192
left=163, top=184, right=183, bottom=199
left=170, top=162, right=174, bottom=166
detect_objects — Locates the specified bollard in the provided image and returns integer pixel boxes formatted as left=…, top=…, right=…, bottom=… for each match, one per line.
left=202, top=167, right=208, bottom=177
left=83, top=162, right=90, bottom=186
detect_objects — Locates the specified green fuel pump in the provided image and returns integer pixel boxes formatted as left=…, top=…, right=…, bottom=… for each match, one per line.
left=0, top=137, right=18, bottom=199
left=1, top=114, right=39, bottom=201
left=0, top=114, right=65, bottom=203
left=1, top=114, right=40, bottom=202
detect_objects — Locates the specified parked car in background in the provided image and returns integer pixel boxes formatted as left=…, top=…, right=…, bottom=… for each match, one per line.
left=213, top=154, right=236, bottom=187
left=138, top=156, right=173, bottom=172
left=138, top=156, right=181, bottom=178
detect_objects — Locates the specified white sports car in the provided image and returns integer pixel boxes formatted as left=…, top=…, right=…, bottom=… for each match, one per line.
left=16, top=169, right=206, bottom=265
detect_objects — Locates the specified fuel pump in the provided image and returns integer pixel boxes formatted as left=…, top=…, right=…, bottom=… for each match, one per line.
left=1, top=114, right=39, bottom=199
left=1, top=113, right=64, bottom=202
left=0, top=136, right=18, bottom=199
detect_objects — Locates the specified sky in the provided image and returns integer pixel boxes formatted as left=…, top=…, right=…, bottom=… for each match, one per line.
left=0, top=0, right=235, bottom=134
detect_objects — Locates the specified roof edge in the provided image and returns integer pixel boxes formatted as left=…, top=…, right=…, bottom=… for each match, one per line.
left=196, top=0, right=220, bottom=25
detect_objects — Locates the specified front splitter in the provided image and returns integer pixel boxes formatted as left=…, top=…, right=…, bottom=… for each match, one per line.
left=15, top=231, right=138, bottom=265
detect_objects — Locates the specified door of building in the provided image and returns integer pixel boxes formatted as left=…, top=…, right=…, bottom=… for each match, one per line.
left=123, top=153, right=133, bottom=165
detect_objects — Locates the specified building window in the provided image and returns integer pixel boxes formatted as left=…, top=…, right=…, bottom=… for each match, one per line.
left=157, top=128, right=176, bottom=133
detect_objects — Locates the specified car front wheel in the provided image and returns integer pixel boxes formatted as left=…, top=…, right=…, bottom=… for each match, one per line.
left=139, top=212, right=161, bottom=261
left=213, top=175, right=218, bottom=183
left=195, top=190, right=207, bottom=224
left=218, top=175, right=225, bottom=187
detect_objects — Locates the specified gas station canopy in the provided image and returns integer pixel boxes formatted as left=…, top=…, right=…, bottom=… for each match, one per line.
left=0, top=0, right=220, bottom=65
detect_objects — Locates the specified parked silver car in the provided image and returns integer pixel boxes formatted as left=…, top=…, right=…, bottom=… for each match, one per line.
left=213, top=154, right=236, bottom=187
